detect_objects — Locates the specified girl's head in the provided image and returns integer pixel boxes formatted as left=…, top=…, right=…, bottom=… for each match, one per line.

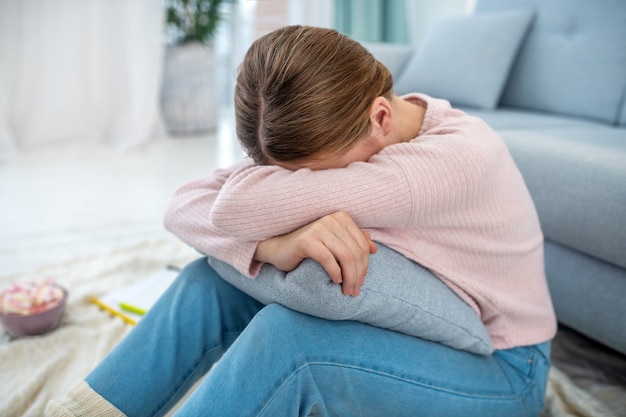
left=235, top=25, right=393, bottom=167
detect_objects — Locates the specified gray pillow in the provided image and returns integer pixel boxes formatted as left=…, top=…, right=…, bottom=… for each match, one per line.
left=394, top=9, right=534, bottom=109
left=208, top=243, right=494, bottom=355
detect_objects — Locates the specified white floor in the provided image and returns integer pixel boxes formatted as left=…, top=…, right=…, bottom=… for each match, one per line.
left=0, top=132, right=245, bottom=277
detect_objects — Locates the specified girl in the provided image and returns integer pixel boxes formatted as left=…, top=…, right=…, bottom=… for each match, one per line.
left=48, top=25, right=556, bottom=417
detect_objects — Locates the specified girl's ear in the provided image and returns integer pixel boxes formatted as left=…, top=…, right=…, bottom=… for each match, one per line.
left=369, top=96, right=393, bottom=136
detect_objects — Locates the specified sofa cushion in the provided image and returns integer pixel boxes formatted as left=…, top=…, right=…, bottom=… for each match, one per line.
left=500, top=127, right=626, bottom=269
left=462, top=106, right=608, bottom=130
left=394, top=9, right=534, bottom=109
left=619, top=98, right=626, bottom=128
left=475, top=0, right=626, bottom=125
left=362, top=42, right=414, bottom=82
left=545, top=240, right=626, bottom=355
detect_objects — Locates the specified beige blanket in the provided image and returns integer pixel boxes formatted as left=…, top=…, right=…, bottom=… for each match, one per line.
left=0, top=238, right=620, bottom=417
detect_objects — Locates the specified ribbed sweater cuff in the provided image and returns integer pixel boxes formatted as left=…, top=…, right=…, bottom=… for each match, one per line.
left=45, top=380, right=126, bottom=417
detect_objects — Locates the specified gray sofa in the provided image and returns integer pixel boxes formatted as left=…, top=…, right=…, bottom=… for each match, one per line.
left=367, top=0, right=626, bottom=354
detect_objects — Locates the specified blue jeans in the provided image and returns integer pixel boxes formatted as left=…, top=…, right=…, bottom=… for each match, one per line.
left=86, top=258, right=551, bottom=417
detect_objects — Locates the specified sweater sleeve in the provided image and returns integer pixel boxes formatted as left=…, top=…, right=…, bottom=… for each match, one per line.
left=209, top=97, right=494, bottom=242
left=163, top=160, right=264, bottom=277
left=209, top=155, right=416, bottom=241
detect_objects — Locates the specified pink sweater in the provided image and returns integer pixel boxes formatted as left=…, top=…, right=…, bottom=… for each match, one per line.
left=164, top=94, right=557, bottom=350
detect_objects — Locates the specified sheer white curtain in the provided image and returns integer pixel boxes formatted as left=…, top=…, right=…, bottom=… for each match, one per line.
left=0, top=0, right=164, bottom=161
left=288, top=0, right=334, bottom=28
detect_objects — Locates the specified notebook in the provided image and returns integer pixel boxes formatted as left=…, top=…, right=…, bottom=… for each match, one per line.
left=90, top=266, right=180, bottom=325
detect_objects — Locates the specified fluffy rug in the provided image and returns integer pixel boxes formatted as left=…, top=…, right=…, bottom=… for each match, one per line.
left=0, top=237, right=622, bottom=417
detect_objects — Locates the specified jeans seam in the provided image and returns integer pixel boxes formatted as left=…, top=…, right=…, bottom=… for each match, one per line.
left=257, top=360, right=524, bottom=416
left=151, top=344, right=223, bottom=417
left=494, top=348, right=542, bottom=404
left=151, top=322, right=250, bottom=417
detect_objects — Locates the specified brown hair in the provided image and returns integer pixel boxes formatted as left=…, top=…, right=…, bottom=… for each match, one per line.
left=234, top=25, right=393, bottom=165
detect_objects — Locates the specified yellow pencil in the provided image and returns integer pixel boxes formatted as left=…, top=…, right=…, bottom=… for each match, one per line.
left=90, top=296, right=137, bottom=326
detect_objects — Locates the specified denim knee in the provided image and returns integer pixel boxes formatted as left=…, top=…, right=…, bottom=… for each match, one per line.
left=244, top=304, right=310, bottom=350
left=174, top=257, right=239, bottom=299
left=178, top=257, right=217, bottom=285
left=254, top=304, right=305, bottom=330
left=247, top=304, right=331, bottom=358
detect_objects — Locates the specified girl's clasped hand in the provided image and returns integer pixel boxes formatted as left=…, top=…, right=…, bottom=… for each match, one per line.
left=254, top=211, right=377, bottom=297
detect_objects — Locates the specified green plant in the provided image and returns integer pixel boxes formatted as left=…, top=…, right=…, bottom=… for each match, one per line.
left=165, top=0, right=227, bottom=45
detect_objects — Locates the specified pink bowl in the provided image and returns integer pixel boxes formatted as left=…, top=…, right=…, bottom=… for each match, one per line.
left=0, top=287, right=68, bottom=338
